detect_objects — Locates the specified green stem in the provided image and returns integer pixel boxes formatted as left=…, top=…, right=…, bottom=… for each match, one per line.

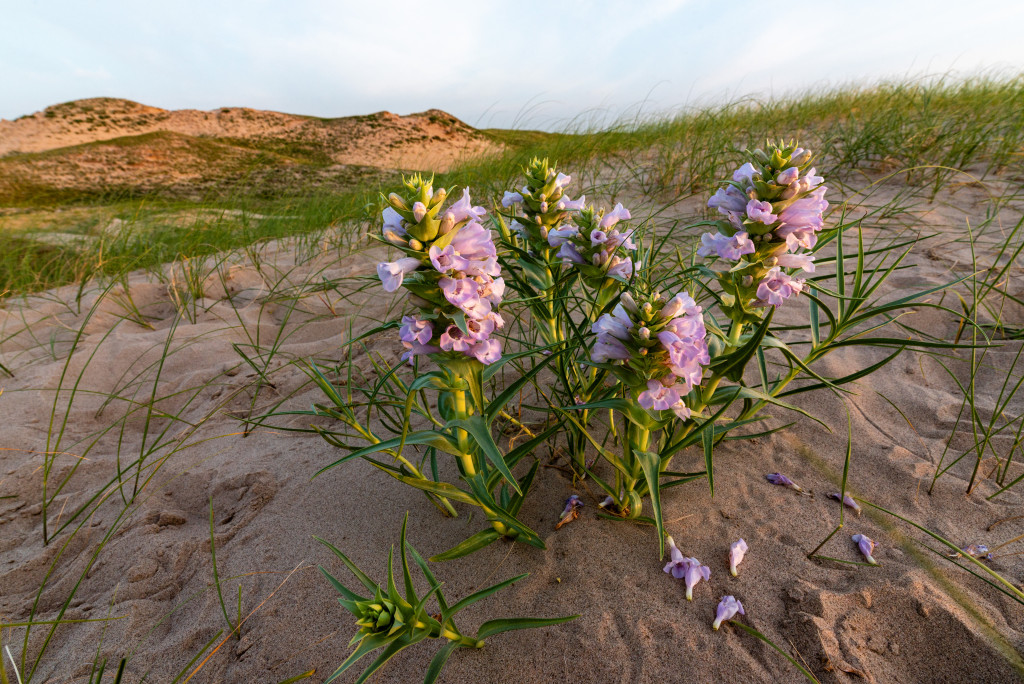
left=452, top=389, right=477, bottom=478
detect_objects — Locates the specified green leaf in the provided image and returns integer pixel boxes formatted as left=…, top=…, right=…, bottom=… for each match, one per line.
left=324, top=632, right=394, bottom=684
left=568, top=398, right=662, bottom=430
left=314, top=431, right=462, bottom=478
left=476, top=615, right=579, bottom=640
left=484, top=348, right=566, bottom=421
left=317, top=566, right=366, bottom=604
left=444, top=574, right=528, bottom=620
left=702, top=423, right=715, bottom=497
left=314, top=537, right=378, bottom=594
left=636, top=450, right=666, bottom=559
left=449, top=416, right=522, bottom=495
left=353, top=631, right=428, bottom=684
left=405, top=545, right=450, bottom=615
left=429, top=529, right=501, bottom=563
left=465, top=476, right=545, bottom=549
left=423, top=641, right=463, bottom=684
left=399, top=513, right=416, bottom=601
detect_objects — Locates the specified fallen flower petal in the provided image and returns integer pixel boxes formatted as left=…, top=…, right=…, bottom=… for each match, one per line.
left=663, top=535, right=687, bottom=579
left=764, top=472, right=805, bottom=493
left=827, top=492, right=861, bottom=515
left=555, top=495, right=584, bottom=530
left=712, top=596, right=745, bottom=630
left=682, top=558, right=711, bottom=600
left=729, top=539, right=748, bottom=576
left=851, top=534, right=878, bottom=565
left=948, top=544, right=992, bottom=560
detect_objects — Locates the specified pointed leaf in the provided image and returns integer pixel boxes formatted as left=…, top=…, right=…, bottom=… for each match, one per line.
left=429, top=529, right=502, bottom=563
left=636, top=450, right=666, bottom=559
left=476, top=615, right=579, bottom=640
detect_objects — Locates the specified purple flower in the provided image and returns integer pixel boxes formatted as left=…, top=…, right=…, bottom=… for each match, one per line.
left=827, top=492, right=861, bottom=516
left=745, top=199, right=778, bottom=225
left=598, top=203, right=631, bottom=230
left=708, top=185, right=749, bottom=216
left=697, top=231, right=755, bottom=261
left=557, top=242, right=586, bottom=265
left=429, top=245, right=470, bottom=274
left=591, top=337, right=631, bottom=363
left=729, top=539, right=748, bottom=576
left=682, top=557, right=711, bottom=600
left=399, top=316, right=433, bottom=345
left=555, top=194, right=586, bottom=211
left=443, top=188, right=486, bottom=224
left=764, top=472, right=805, bottom=493
left=755, top=267, right=804, bottom=307
left=468, top=338, right=501, bottom=364
left=638, top=379, right=683, bottom=412
left=606, top=255, right=634, bottom=280
left=663, top=535, right=688, bottom=578
left=559, top=494, right=583, bottom=520
left=775, top=252, right=816, bottom=273
left=440, top=325, right=475, bottom=353
left=547, top=226, right=579, bottom=247
left=439, top=277, right=487, bottom=315
left=712, top=596, right=745, bottom=630
left=851, top=534, right=878, bottom=565
left=400, top=340, right=440, bottom=364
left=592, top=304, right=633, bottom=339
left=501, top=191, right=523, bottom=207
left=450, top=222, right=498, bottom=261
left=776, top=167, right=800, bottom=185
left=661, top=292, right=696, bottom=319
left=382, top=206, right=406, bottom=235
left=732, top=162, right=758, bottom=185
left=377, top=257, right=422, bottom=292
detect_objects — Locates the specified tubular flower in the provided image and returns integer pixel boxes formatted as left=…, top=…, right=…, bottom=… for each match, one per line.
left=712, top=596, right=745, bottom=631
left=590, top=289, right=709, bottom=420
left=852, top=533, right=878, bottom=565
left=827, top=492, right=862, bottom=516
left=682, top=558, right=711, bottom=601
left=729, top=539, right=748, bottom=576
left=764, top=472, right=806, bottom=493
left=699, top=142, right=828, bottom=311
left=662, top=535, right=688, bottom=578
left=550, top=204, right=639, bottom=288
left=375, top=175, right=505, bottom=365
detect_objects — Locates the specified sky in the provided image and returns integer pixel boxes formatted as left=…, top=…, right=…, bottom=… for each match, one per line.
left=3, top=0, right=1024, bottom=131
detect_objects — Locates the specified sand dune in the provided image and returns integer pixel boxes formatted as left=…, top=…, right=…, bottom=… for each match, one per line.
left=1, top=172, right=1023, bottom=682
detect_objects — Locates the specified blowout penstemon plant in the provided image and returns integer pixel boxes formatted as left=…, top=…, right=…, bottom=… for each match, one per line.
left=316, top=514, right=576, bottom=683
left=299, top=174, right=561, bottom=560
left=499, top=158, right=639, bottom=471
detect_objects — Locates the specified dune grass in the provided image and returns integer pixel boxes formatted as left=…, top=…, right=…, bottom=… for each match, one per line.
left=0, top=73, right=1022, bottom=681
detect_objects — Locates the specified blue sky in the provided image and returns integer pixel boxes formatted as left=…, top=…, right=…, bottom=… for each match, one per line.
left=3, top=0, right=1023, bottom=130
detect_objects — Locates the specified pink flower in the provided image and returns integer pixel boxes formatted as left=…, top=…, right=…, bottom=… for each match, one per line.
left=827, top=492, right=861, bottom=516
left=501, top=191, right=523, bottom=207
left=557, top=243, right=585, bottom=265
left=443, top=188, right=486, bottom=224
left=697, top=231, right=755, bottom=261
left=745, top=199, right=777, bottom=225
left=547, top=226, right=579, bottom=247
left=729, top=539, right=748, bottom=577
left=775, top=252, right=815, bottom=273
left=382, top=206, right=405, bottom=235
left=468, top=338, right=502, bottom=364
left=732, top=162, right=758, bottom=185
left=399, top=316, right=432, bottom=345
left=377, top=257, right=421, bottom=292
left=755, top=267, right=804, bottom=307
left=429, top=245, right=469, bottom=274
left=712, top=596, right=745, bottom=630
left=598, top=203, right=631, bottom=229
left=682, top=557, right=711, bottom=601
left=852, top=534, right=878, bottom=565
left=555, top=194, right=586, bottom=211
left=638, top=379, right=682, bottom=412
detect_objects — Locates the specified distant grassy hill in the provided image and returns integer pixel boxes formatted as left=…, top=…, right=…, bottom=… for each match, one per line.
left=0, top=98, right=503, bottom=205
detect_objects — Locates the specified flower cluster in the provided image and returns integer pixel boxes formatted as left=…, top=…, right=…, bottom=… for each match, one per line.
left=548, top=204, right=638, bottom=286
left=502, top=157, right=586, bottom=251
left=698, top=143, right=828, bottom=309
left=591, top=289, right=709, bottom=419
left=375, top=175, right=505, bottom=365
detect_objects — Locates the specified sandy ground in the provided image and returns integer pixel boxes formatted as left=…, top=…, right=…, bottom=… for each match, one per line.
left=1, top=171, right=1023, bottom=683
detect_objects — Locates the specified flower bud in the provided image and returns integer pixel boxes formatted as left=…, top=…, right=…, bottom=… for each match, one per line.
left=620, top=292, right=639, bottom=314
left=642, top=302, right=654, bottom=316
left=413, top=202, right=427, bottom=223
left=791, top=148, right=811, bottom=166
left=638, top=327, right=651, bottom=340
left=741, top=275, right=753, bottom=287
left=388, top=193, right=408, bottom=210
left=383, top=230, right=408, bottom=246
left=408, top=238, right=424, bottom=251
left=438, top=213, right=455, bottom=235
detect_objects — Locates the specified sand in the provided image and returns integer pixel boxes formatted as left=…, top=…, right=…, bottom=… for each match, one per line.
left=1, top=171, right=1023, bottom=683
